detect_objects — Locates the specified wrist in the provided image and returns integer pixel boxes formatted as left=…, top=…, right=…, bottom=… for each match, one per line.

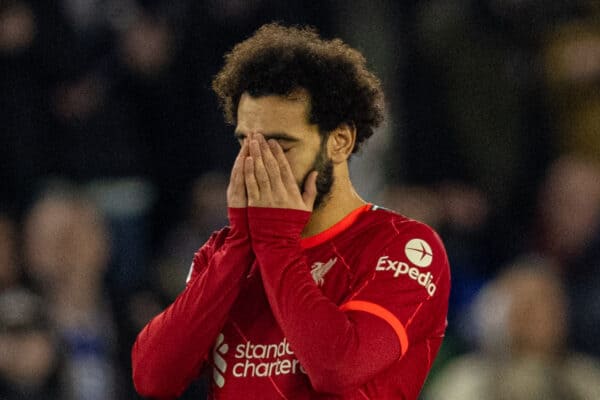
left=247, top=207, right=310, bottom=239
left=228, top=207, right=248, bottom=233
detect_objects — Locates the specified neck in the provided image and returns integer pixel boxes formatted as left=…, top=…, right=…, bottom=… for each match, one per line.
left=302, top=163, right=365, bottom=237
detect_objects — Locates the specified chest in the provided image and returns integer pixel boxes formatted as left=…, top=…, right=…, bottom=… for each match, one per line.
left=233, top=241, right=369, bottom=324
left=210, top=243, right=371, bottom=397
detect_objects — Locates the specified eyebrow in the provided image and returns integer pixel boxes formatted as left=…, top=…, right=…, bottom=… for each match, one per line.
left=234, top=131, right=300, bottom=142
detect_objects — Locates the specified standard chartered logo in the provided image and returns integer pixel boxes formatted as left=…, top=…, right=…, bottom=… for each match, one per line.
left=233, top=337, right=306, bottom=378
left=212, top=333, right=229, bottom=388
left=212, top=334, right=306, bottom=387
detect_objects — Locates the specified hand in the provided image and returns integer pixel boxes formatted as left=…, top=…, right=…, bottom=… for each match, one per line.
left=227, top=139, right=249, bottom=208
left=244, top=133, right=318, bottom=211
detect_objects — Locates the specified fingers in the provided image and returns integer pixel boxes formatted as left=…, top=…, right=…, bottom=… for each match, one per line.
left=230, top=140, right=247, bottom=185
left=248, top=135, right=272, bottom=194
left=244, top=156, right=259, bottom=204
left=259, top=136, right=285, bottom=192
left=227, top=140, right=248, bottom=208
left=268, top=139, right=297, bottom=192
left=269, top=138, right=314, bottom=210
left=243, top=133, right=311, bottom=211
left=302, top=170, right=318, bottom=210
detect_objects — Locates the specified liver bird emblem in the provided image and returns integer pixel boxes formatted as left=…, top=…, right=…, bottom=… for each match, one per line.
left=310, top=257, right=337, bottom=286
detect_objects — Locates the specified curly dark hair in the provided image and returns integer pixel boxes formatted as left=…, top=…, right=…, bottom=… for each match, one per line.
left=212, top=23, right=385, bottom=154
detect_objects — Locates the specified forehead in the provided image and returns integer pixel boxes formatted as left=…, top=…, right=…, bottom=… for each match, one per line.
left=235, top=92, right=316, bottom=136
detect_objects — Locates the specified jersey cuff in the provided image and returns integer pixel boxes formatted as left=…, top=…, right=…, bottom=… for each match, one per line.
left=227, top=207, right=248, bottom=234
left=247, top=207, right=310, bottom=239
left=340, top=300, right=409, bottom=358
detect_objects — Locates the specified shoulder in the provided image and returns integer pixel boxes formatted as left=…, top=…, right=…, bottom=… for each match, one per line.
left=356, top=206, right=448, bottom=268
left=351, top=205, right=451, bottom=298
left=356, top=205, right=441, bottom=237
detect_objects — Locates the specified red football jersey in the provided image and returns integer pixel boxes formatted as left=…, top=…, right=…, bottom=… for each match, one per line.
left=132, top=204, right=450, bottom=400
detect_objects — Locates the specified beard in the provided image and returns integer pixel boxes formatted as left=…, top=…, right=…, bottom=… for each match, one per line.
left=300, top=143, right=334, bottom=211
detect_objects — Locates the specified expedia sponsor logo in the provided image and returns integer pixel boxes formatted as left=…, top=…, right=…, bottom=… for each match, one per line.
left=375, top=255, right=437, bottom=296
left=404, top=238, right=433, bottom=267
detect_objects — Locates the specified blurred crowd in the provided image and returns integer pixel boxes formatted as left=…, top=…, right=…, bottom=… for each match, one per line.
left=1, top=0, right=600, bottom=399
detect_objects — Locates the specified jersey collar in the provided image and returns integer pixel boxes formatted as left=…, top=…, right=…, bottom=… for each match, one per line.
left=300, top=204, right=372, bottom=249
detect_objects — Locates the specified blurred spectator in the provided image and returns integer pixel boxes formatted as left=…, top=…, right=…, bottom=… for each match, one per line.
left=0, top=0, right=35, bottom=53
left=0, top=288, right=61, bottom=400
left=399, top=0, right=591, bottom=272
left=531, top=155, right=600, bottom=264
left=116, top=173, right=229, bottom=399
left=424, top=259, right=600, bottom=400
left=0, top=0, right=45, bottom=211
left=156, top=171, right=228, bottom=300
left=543, top=14, right=600, bottom=160
left=528, top=155, right=600, bottom=358
left=404, top=0, right=553, bottom=203
left=379, top=185, right=445, bottom=229
left=22, top=185, right=119, bottom=400
left=379, top=182, right=489, bottom=231
left=119, top=13, right=174, bottom=78
left=0, top=211, right=21, bottom=291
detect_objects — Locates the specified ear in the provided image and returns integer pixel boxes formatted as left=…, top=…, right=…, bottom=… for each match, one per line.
left=327, top=123, right=356, bottom=164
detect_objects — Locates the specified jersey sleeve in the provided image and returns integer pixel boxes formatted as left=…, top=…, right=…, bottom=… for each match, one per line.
left=341, top=221, right=451, bottom=361
left=131, top=208, right=254, bottom=399
left=247, top=207, right=450, bottom=396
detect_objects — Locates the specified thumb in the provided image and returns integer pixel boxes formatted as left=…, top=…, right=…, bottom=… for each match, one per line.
left=302, top=171, right=318, bottom=210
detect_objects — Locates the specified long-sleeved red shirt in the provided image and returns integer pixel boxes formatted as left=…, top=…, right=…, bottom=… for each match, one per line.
left=132, top=204, right=450, bottom=399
